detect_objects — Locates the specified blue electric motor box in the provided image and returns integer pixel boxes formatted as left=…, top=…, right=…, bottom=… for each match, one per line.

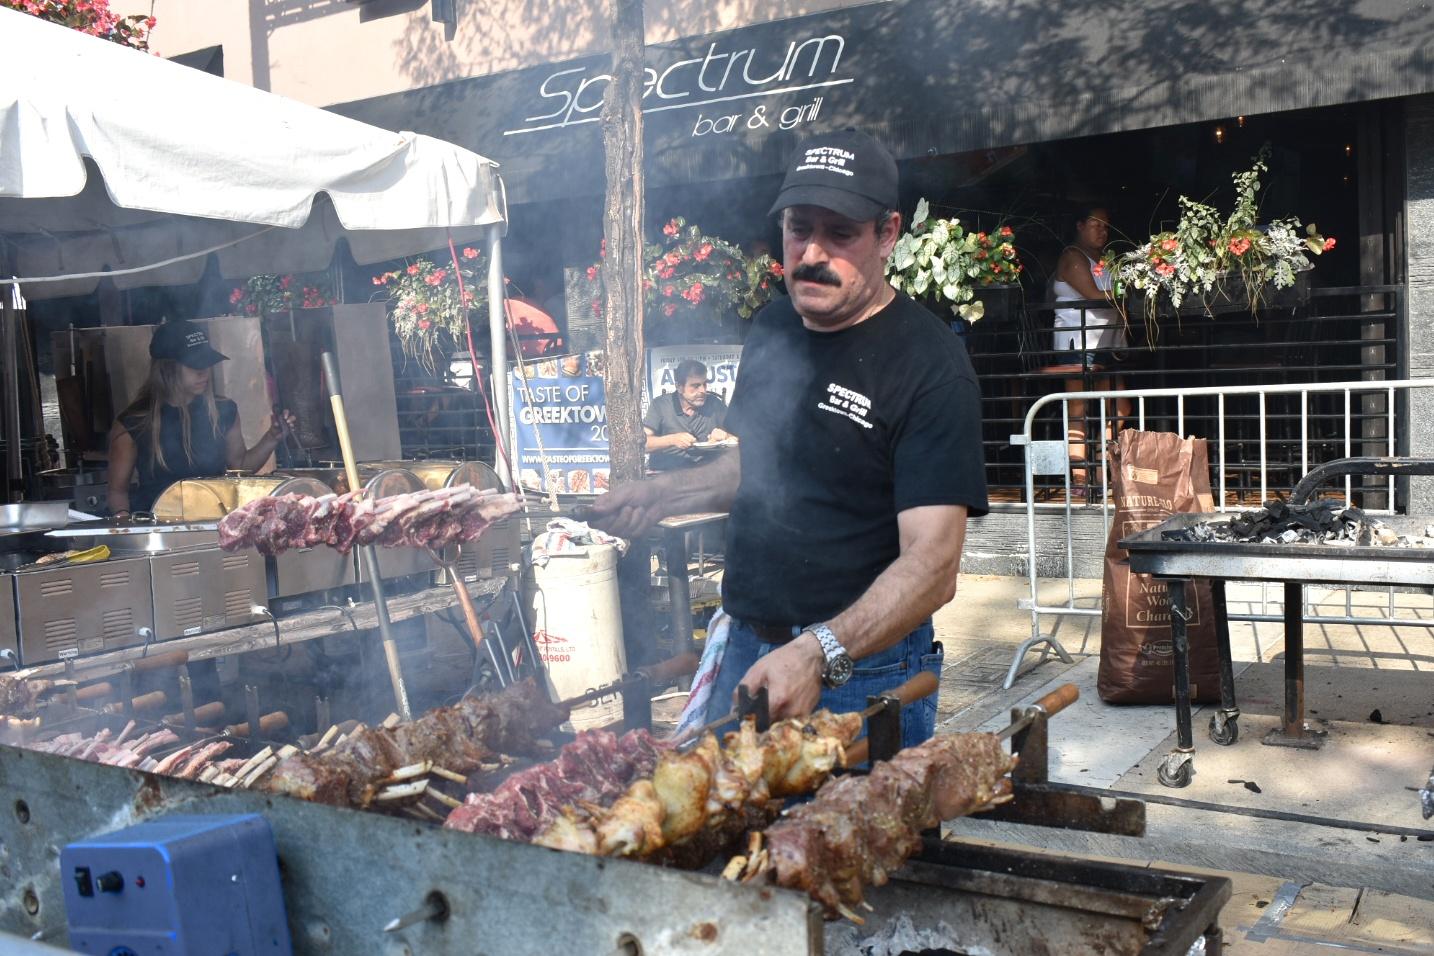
left=60, top=813, right=293, bottom=955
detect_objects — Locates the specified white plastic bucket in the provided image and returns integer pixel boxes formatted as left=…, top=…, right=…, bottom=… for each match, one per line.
left=528, top=543, right=626, bottom=731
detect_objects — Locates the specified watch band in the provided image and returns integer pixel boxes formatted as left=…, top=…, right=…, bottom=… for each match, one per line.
left=808, top=623, right=846, bottom=663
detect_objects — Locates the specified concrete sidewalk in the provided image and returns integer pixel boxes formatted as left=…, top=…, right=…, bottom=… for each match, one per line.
left=931, top=573, right=1434, bottom=934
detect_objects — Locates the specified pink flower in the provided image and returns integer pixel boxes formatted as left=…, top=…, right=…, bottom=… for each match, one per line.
left=462, top=247, right=479, bottom=259
left=1323, top=237, right=1336, bottom=251
left=694, top=243, right=713, bottom=262
left=1156, top=262, right=1176, bottom=277
left=662, top=285, right=675, bottom=298
left=144, top=16, right=155, bottom=28
left=407, top=264, right=421, bottom=276
left=372, top=275, right=385, bottom=286
left=663, top=220, right=680, bottom=237
left=416, top=303, right=429, bottom=314
left=999, top=225, right=1014, bottom=237
left=585, top=265, right=598, bottom=281
left=229, top=288, right=244, bottom=304
left=769, top=262, right=784, bottom=277
left=417, top=319, right=431, bottom=331
left=1160, top=238, right=1178, bottom=252
left=662, top=303, right=677, bottom=317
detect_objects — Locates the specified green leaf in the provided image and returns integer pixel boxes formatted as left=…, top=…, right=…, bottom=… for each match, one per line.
left=959, top=301, right=985, bottom=323
left=941, top=282, right=963, bottom=302
left=913, top=270, right=931, bottom=295
left=931, top=257, right=946, bottom=283
left=1305, top=238, right=1324, bottom=255
left=912, top=198, right=929, bottom=228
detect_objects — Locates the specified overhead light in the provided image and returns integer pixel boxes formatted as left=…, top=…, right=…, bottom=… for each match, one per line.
left=1344, top=143, right=1353, bottom=157
left=1236, top=115, right=1246, bottom=127
left=1213, top=125, right=1226, bottom=145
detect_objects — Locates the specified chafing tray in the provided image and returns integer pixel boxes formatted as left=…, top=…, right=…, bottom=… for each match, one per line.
left=1121, top=512, right=1434, bottom=587
left=12, top=554, right=153, bottom=665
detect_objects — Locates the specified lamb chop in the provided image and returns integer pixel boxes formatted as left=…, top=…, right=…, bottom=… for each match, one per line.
left=0, top=675, right=52, bottom=716
left=218, top=486, right=519, bottom=557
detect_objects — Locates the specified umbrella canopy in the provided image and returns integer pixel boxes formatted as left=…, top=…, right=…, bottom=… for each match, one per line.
left=0, top=7, right=505, bottom=300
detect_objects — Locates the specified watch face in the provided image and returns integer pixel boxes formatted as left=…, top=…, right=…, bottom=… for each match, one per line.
left=826, top=653, right=854, bottom=687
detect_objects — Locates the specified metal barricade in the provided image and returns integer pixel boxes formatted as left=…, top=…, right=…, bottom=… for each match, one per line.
left=1005, top=377, right=1434, bottom=688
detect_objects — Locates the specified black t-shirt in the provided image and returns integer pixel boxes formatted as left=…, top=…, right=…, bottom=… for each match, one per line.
left=643, top=391, right=729, bottom=471
left=122, top=397, right=238, bottom=510
left=721, top=291, right=988, bottom=626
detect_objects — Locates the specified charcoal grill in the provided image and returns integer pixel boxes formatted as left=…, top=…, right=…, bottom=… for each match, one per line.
left=0, top=684, right=1231, bottom=955
left=1120, top=456, right=1434, bottom=787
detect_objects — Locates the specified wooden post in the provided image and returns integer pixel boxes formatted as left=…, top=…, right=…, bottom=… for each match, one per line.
left=600, top=0, right=646, bottom=485
left=600, top=0, right=659, bottom=664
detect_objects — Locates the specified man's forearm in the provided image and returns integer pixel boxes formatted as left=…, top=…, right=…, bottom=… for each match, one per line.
left=827, top=513, right=968, bottom=661
left=652, top=449, right=740, bottom=516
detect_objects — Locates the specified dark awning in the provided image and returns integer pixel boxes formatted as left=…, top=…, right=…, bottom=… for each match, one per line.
left=330, top=0, right=1434, bottom=204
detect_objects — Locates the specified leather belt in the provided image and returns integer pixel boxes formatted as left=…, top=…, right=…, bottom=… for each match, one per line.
left=744, top=621, right=802, bottom=644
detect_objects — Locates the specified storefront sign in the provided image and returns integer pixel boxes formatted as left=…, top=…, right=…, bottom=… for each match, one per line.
left=505, top=33, right=847, bottom=138
left=509, top=351, right=610, bottom=495
left=645, top=344, right=743, bottom=409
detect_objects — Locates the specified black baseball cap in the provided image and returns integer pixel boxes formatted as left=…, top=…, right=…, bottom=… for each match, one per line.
left=768, top=128, right=899, bottom=222
left=149, top=320, right=228, bottom=369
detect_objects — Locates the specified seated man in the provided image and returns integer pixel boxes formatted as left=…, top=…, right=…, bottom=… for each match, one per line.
left=644, top=359, right=734, bottom=472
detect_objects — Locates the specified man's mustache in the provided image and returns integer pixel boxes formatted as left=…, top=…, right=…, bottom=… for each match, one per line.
left=791, top=263, right=842, bottom=286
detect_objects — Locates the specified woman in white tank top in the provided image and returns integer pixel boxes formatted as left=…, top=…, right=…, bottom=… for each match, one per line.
left=1053, top=209, right=1127, bottom=353
left=1049, top=207, right=1130, bottom=501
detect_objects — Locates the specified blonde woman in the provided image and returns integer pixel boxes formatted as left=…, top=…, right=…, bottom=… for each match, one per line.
left=106, top=320, right=294, bottom=517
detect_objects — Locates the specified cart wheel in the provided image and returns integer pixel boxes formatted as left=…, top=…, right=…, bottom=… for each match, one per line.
left=1157, top=753, right=1194, bottom=789
left=1208, top=712, right=1239, bottom=746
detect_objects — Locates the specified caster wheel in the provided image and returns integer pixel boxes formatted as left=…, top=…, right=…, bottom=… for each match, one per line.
left=1209, top=713, right=1239, bottom=746
left=1157, top=754, right=1194, bottom=788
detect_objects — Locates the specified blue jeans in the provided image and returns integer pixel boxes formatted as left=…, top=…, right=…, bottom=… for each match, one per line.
left=703, top=619, right=944, bottom=750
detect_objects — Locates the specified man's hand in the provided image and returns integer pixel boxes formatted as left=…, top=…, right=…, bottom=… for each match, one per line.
left=736, top=633, right=825, bottom=720
left=709, top=428, right=731, bottom=442
left=586, top=479, right=668, bottom=539
left=668, top=432, right=697, bottom=450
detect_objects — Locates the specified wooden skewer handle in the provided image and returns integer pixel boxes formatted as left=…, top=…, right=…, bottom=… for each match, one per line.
left=873, top=670, right=939, bottom=711
left=74, top=681, right=114, bottom=704
left=637, top=651, right=699, bottom=685
left=1031, top=683, right=1079, bottom=718
left=129, top=650, right=189, bottom=674
left=164, top=701, right=225, bottom=726
left=842, top=671, right=942, bottom=767
left=102, top=691, right=167, bottom=715
left=225, top=711, right=290, bottom=737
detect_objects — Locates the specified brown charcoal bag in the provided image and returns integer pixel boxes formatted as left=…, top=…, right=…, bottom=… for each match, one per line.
left=1098, top=430, right=1221, bottom=704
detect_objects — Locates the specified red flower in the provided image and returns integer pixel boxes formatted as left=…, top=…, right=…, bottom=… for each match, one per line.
left=145, top=16, right=156, bottom=29
left=1160, top=238, right=1178, bottom=253
left=976, top=232, right=988, bottom=242
left=663, top=303, right=677, bottom=317
left=1092, top=261, right=1105, bottom=277
left=462, top=247, right=479, bottom=259
left=1156, top=262, right=1176, bottom=277
left=975, top=250, right=988, bottom=260
left=1227, top=237, right=1252, bottom=256
left=372, top=275, right=385, bottom=286
left=279, top=275, right=293, bottom=290
left=407, top=264, right=421, bottom=276
left=662, top=285, right=675, bottom=298
left=999, top=225, right=1014, bottom=237
left=416, top=303, right=429, bottom=314
left=694, top=243, right=713, bottom=262
left=1323, top=236, right=1336, bottom=251
left=586, top=265, right=598, bottom=281
left=769, top=262, right=784, bottom=277
left=1002, top=244, right=1016, bottom=259
left=663, top=220, right=680, bottom=237
left=657, top=265, right=675, bottom=279
left=229, top=288, right=244, bottom=304
left=417, top=319, right=431, bottom=331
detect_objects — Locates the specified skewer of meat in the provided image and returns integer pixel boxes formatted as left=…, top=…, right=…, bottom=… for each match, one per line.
left=260, top=678, right=566, bottom=807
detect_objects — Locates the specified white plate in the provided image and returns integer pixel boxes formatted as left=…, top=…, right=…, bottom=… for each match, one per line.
left=690, top=440, right=737, bottom=450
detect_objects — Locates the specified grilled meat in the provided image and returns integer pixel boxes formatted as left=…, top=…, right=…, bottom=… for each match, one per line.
left=747, top=731, right=1016, bottom=917
left=528, top=710, right=863, bottom=863
left=218, top=486, right=519, bottom=556
left=444, top=728, right=664, bottom=840
left=262, top=678, right=564, bottom=806
left=0, top=676, right=51, bottom=717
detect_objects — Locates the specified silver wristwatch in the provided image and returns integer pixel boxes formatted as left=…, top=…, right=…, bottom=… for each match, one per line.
left=809, top=623, right=854, bottom=688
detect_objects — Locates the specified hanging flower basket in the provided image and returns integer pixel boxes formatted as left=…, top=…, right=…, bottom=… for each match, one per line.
left=370, top=248, right=488, bottom=375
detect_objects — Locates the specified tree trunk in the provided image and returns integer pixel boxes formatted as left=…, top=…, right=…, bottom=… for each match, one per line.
left=601, top=0, right=658, bottom=665
left=600, top=0, right=646, bottom=485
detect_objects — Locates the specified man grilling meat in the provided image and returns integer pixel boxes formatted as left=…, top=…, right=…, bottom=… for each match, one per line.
left=644, top=359, right=734, bottom=471
left=591, top=128, right=987, bottom=747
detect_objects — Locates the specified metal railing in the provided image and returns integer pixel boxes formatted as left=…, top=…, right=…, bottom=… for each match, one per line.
left=1004, top=376, right=1434, bottom=688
